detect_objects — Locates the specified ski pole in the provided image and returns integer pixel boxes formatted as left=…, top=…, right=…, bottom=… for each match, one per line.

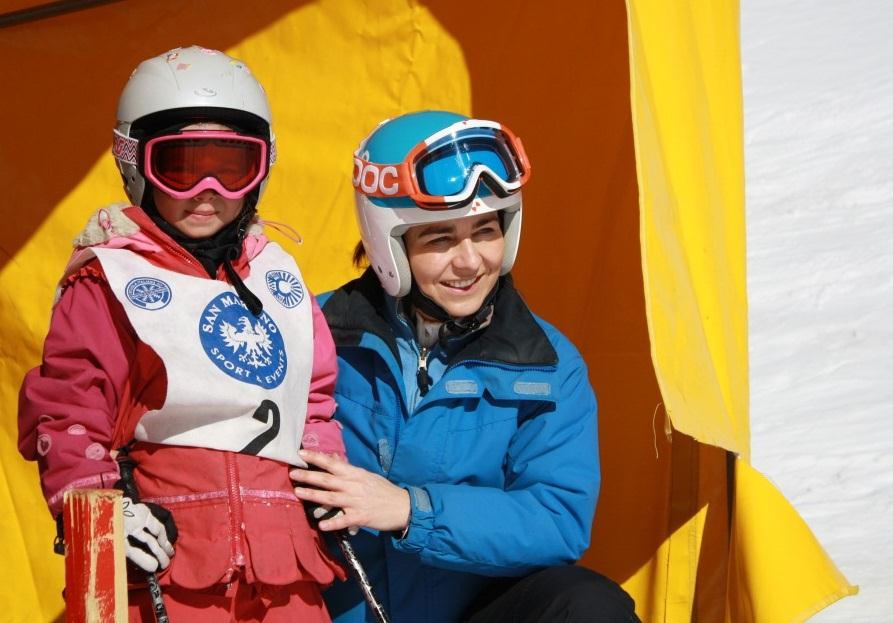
left=334, top=529, right=390, bottom=623
left=116, top=447, right=170, bottom=623
left=296, top=463, right=390, bottom=622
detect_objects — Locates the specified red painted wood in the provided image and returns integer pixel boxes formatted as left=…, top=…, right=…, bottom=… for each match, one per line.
left=63, top=489, right=125, bottom=622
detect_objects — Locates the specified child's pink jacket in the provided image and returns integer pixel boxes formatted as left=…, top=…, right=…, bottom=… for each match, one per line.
left=19, top=205, right=346, bottom=590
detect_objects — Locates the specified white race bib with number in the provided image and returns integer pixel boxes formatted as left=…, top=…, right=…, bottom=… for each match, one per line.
left=93, top=243, right=312, bottom=466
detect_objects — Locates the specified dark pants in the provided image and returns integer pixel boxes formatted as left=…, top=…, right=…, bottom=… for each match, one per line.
left=462, top=566, right=640, bottom=623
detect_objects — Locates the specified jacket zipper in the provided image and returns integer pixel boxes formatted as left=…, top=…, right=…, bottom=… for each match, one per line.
left=416, top=346, right=432, bottom=397
left=163, top=238, right=207, bottom=277
left=225, top=452, right=246, bottom=572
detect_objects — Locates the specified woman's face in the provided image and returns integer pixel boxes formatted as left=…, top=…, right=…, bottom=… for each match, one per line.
left=404, top=212, right=505, bottom=318
left=151, top=123, right=246, bottom=239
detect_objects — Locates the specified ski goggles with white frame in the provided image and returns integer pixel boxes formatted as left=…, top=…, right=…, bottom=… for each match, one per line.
left=352, top=119, right=531, bottom=209
left=113, top=129, right=272, bottom=200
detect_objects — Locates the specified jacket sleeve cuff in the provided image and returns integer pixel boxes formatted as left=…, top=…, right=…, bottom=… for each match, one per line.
left=46, top=469, right=121, bottom=517
left=392, top=485, right=434, bottom=553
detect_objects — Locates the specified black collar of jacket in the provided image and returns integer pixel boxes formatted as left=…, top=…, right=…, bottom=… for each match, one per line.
left=322, top=268, right=558, bottom=367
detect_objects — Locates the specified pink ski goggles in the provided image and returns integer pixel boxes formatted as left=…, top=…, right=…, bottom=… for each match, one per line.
left=112, top=129, right=271, bottom=200
left=143, top=130, right=269, bottom=199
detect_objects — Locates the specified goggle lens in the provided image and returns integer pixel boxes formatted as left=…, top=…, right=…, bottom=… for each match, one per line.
left=415, top=129, right=524, bottom=198
left=150, top=137, right=263, bottom=193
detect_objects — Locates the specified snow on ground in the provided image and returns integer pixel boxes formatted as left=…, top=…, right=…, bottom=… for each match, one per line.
left=742, top=1, right=893, bottom=620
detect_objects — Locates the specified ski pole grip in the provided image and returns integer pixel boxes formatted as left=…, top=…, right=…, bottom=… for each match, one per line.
left=115, top=447, right=170, bottom=623
left=116, top=454, right=140, bottom=501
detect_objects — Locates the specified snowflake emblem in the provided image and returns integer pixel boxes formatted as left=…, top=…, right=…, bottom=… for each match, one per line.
left=125, top=277, right=172, bottom=310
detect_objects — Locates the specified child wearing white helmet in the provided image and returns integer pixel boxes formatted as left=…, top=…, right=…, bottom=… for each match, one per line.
left=290, top=111, right=639, bottom=622
left=19, top=46, right=345, bottom=621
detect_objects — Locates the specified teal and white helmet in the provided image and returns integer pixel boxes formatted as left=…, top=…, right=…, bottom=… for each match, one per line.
left=352, top=110, right=530, bottom=298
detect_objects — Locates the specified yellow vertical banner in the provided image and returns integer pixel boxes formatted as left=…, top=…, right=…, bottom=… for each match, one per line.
left=627, top=0, right=749, bottom=456
left=625, top=0, right=855, bottom=619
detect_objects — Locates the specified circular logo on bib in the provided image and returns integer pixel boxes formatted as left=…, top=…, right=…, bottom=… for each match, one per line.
left=199, top=292, right=287, bottom=388
left=125, top=277, right=172, bottom=310
left=265, top=270, right=304, bottom=308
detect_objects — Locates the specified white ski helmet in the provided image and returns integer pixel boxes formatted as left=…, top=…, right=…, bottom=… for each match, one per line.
left=112, top=45, right=275, bottom=206
left=353, top=110, right=530, bottom=298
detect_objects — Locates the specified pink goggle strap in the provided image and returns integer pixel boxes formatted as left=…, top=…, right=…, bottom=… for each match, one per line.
left=112, top=129, right=139, bottom=165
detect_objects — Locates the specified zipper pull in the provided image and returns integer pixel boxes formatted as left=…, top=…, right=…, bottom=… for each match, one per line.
left=416, top=346, right=432, bottom=396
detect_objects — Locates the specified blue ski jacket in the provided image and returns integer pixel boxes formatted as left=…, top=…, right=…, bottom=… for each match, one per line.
left=319, top=270, right=600, bottom=623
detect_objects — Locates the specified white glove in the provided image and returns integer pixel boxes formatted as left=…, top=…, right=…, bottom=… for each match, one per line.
left=121, top=496, right=176, bottom=572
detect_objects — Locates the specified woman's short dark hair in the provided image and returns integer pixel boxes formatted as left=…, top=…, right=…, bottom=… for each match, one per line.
left=352, top=241, right=368, bottom=268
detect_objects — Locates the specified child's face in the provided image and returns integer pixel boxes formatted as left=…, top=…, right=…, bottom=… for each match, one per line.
left=152, top=123, right=246, bottom=239
left=153, top=186, right=245, bottom=240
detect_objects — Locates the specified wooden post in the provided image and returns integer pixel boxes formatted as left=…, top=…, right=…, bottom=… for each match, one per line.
left=63, top=489, right=127, bottom=622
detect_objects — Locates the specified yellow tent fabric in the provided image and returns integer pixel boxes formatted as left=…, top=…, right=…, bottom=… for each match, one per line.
left=0, top=3, right=469, bottom=618
left=629, top=0, right=749, bottom=456
left=730, top=460, right=857, bottom=621
left=624, top=0, right=856, bottom=619
left=0, top=0, right=854, bottom=620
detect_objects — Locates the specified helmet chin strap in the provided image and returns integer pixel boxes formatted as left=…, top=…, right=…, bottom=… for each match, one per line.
left=408, top=277, right=502, bottom=346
